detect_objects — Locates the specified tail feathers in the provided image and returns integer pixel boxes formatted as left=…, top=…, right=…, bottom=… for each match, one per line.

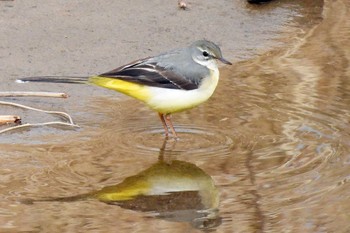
left=16, top=76, right=89, bottom=84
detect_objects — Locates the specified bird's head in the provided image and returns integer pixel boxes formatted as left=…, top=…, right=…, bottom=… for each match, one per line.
left=190, top=40, right=232, bottom=70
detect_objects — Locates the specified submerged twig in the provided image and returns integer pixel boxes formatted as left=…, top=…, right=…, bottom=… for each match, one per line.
left=0, top=101, right=75, bottom=124
left=0, top=91, right=68, bottom=98
left=0, top=122, right=79, bottom=134
left=0, top=101, right=79, bottom=134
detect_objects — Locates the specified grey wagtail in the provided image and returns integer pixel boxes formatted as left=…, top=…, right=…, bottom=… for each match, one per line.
left=18, top=40, right=232, bottom=137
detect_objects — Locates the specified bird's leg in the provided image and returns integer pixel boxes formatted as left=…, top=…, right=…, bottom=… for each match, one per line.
left=158, top=113, right=169, bottom=137
left=164, top=113, right=178, bottom=138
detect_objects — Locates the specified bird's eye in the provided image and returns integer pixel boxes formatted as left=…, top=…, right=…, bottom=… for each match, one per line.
left=202, top=51, right=209, bottom=57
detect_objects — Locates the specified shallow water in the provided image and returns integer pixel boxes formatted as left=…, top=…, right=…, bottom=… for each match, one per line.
left=1, top=0, right=350, bottom=232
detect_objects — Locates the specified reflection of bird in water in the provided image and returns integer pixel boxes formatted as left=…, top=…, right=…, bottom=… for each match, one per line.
left=23, top=139, right=221, bottom=230
left=94, top=158, right=221, bottom=229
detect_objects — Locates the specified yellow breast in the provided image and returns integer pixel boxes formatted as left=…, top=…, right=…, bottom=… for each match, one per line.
left=89, top=69, right=219, bottom=114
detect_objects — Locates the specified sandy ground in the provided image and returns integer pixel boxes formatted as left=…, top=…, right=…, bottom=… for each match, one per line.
left=0, top=0, right=320, bottom=130
left=1, top=0, right=304, bottom=83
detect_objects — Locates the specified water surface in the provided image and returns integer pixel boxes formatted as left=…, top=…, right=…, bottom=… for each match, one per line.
left=1, top=0, right=350, bottom=232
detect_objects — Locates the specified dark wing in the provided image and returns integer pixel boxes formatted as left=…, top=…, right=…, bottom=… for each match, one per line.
left=98, top=58, right=198, bottom=90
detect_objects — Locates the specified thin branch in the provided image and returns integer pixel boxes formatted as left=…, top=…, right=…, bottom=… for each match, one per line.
left=0, top=101, right=79, bottom=134
left=0, top=101, right=75, bottom=124
left=0, top=91, right=68, bottom=98
left=0, top=122, right=79, bottom=134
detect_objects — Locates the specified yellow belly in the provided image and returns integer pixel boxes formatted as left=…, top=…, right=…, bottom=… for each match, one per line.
left=89, top=69, right=219, bottom=114
left=89, top=76, right=151, bottom=102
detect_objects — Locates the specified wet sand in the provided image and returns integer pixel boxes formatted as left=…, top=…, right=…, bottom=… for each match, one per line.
left=1, top=0, right=350, bottom=232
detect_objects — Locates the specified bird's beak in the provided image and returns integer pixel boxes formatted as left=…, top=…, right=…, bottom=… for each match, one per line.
left=217, top=57, right=232, bottom=65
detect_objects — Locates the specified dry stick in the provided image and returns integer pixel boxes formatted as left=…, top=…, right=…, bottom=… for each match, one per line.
left=0, top=115, right=21, bottom=125
left=0, top=91, right=68, bottom=98
left=0, top=122, right=79, bottom=134
left=0, top=101, right=79, bottom=134
left=0, top=101, right=75, bottom=124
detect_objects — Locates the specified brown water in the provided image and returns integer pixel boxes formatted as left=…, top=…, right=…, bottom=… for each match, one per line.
left=1, top=0, right=350, bottom=232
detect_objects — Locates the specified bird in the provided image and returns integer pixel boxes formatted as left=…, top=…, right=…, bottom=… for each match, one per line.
left=18, top=40, right=232, bottom=138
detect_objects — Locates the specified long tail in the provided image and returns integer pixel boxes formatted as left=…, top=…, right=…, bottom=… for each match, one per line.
left=16, top=76, right=89, bottom=84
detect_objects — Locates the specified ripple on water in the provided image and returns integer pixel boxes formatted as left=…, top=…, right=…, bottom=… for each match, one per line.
left=101, top=123, right=235, bottom=157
